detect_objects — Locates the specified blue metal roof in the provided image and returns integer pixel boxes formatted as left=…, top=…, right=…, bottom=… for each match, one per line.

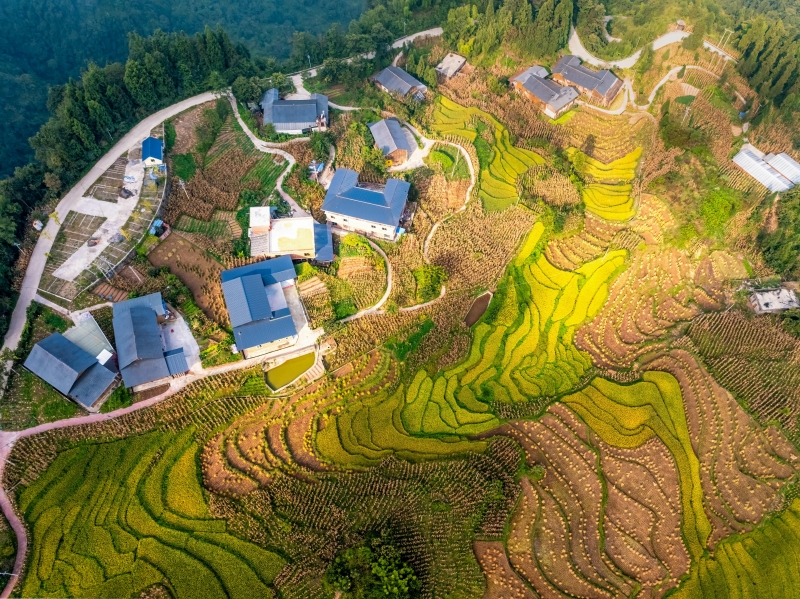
left=24, top=333, right=97, bottom=396
left=552, top=56, right=620, bottom=98
left=142, top=137, right=163, bottom=162
left=113, top=305, right=163, bottom=370
left=119, top=357, right=171, bottom=388
left=314, top=223, right=334, bottom=263
left=68, top=362, right=117, bottom=408
left=220, top=255, right=296, bottom=284
left=322, top=169, right=409, bottom=227
left=164, top=348, right=189, bottom=376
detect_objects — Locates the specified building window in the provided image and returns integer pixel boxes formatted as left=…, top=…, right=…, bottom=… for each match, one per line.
left=343, top=218, right=348, bottom=222
left=371, top=225, right=376, bottom=229
left=382, top=226, right=387, bottom=230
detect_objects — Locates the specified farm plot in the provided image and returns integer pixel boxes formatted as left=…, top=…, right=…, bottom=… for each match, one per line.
left=687, top=310, right=800, bottom=437
left=562, top=111, right=649, bottom=164
left=17, top=428, right=286, bottom=599
left=147, top=233, right=228, bottom=326
left=86, top=156, right=128, bottom=202
left=569, top=147, right=642, bottom=221
left=429, top=96, right=544, bottom=211
left=576, top=247, right=738, bottom=368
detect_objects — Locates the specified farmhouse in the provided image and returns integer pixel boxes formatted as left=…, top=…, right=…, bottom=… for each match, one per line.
left=733, top=146, right=796, bottom=192
left=551, top=55, right=623, bottom=107
left=435, top=53, right=467, bottom=79
left=249, top=207, right=334, bottom=263
left=142, top=136, right=164, bottom=167
left=24, top=332, right=117, bottom=411
left=322, top=169, right=410, bottom=241
left=373, top=66, right=427, bottom=100
left=511, top=66, right=579, bottom=119
left=113, top=292, right=190, bottom=389
left=220, top=256, right=308, bottom=358
left=750, top=288, right=800, bottom=314
left=260, top=88, right=329, bottom=134
left=368, top=118, right=413, bottom=165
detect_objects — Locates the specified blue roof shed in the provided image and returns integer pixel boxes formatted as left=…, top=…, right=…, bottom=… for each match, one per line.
left=142, top=137, right=164, bottom=163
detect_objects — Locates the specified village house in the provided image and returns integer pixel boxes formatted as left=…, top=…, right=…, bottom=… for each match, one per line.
left=220, top=256, right=308, bottom=358
left=511, top=66, right=579, bottom=119
left=373, top=66, right=427, bottom=100
left=260, top=88, right=329, bottom=134
left=551, top=55, right=623, bottom=107
left=322, top=169, right=410, bottom=241
left=249, top=206, right=333, bottom=263
left=435, top=53, right=467, bottom=79
left=24, top=332, right=117, bottom=411
left=368, top=118, right=413, bottom=165
left=112, top=292, right=190, bottom=389
left=142, top=136, right=164, bottom=167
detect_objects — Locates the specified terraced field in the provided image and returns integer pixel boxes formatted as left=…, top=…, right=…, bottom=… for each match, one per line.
left=18, top=429, right=285, bottom=599
left=570, top=147, right=642, bottom=221
left=429, top=96, right=544, bottom=211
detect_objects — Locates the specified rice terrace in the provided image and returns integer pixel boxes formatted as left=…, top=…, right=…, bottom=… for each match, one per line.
left=3, top=2, right=800, bottom=599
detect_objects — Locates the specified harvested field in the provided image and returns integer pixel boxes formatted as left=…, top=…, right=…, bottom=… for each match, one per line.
left=148, top=233, right=227, bottom=325
left=170, top=101, right=214, bottom=155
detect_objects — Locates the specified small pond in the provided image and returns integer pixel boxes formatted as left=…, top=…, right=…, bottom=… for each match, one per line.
left=465, top=292, right=492, bottom=327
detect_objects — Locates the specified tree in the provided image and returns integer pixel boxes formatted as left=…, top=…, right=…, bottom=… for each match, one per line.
left=232, top=76, right=261, bottom=103
left=682, top=23, right=706, bottom=51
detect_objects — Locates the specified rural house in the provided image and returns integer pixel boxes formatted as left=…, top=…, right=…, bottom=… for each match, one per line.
left=24, top=332, right=117, bottom=411
left=220, top=256, right=308, bottom=358
left=435, top=53, right=467, bottom=79
left=249, top=206, right=334, bottom=263
left=373, top=66, right=427, bottom=100
left=322, top=169, right=410, bottom=241
left=511, top=66, right=579, bottom=119
left=112, top=292, right=189, bottom=389
left=368, top=118, right=413, bottom=165
left=551, top=56, right=623, bottom=107
left=260, top=88, right=328, bottom=134
left=142, top=136, right=164, bottom=167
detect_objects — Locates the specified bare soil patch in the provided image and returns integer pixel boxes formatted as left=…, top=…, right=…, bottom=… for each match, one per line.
left=465, top=292, right=491, bottom=326
left=171, top=101, right=215, bottom=155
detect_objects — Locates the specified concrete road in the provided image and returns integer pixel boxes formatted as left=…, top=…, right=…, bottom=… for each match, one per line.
left=569, top=27, right=692, bottom=69
left=1, top=92, right=218, bottom=361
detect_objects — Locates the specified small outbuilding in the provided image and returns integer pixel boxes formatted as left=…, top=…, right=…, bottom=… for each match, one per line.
left=248, top=207, right=333, bottom=263
left=369, top=118, right=413, bottom=165
left=142, top=137, right=164, bottom=167
left=435, top=53, right=467, bottom=79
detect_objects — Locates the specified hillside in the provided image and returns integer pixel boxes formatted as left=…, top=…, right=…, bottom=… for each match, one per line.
left=0, top=0, right=366, bottom=178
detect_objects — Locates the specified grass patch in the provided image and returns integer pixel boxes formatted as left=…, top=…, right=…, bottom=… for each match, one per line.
left=266, top=353, right=315, bottom=390
left=100, top=386, right=133, bottom=413
left=172, top=153, right=197, bottom=181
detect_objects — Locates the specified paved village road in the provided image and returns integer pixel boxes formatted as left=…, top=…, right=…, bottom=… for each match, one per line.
left=1, top=91, right=219, bottom=361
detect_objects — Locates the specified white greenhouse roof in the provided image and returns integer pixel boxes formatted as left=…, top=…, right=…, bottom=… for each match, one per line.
left=765, top=153, right=800, bottom=184
left=732, top=148, right=793, bottom=193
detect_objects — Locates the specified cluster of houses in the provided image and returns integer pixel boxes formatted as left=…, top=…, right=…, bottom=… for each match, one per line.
left=20, top=49, right=631, bottom=413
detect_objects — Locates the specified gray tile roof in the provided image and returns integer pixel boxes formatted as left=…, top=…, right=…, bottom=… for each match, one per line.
left=221, top=256, right=299, bottom=351
left=512, top=66, right=550, bottom=81
left=374, top=66, right=427, bottom=97
left=24, top=333, right=97, bottom=396
left=113, top=293, right=181, bottom=388
left=369, top=119, right=412, bottom=157
left=322, top=169, right=409, bottom=228
left=514, top=69, right=578, bottom=111
left=67, top=362, right=117, bottom=408
left=313, top=223, right=334, bottom=263
left=552, top=55, right=620, bottom=98
left=164, top=348, right=189, bottom=376
left=24, top=333, right=116, bottom=408
left=261, top=88, right=328, bottom=131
